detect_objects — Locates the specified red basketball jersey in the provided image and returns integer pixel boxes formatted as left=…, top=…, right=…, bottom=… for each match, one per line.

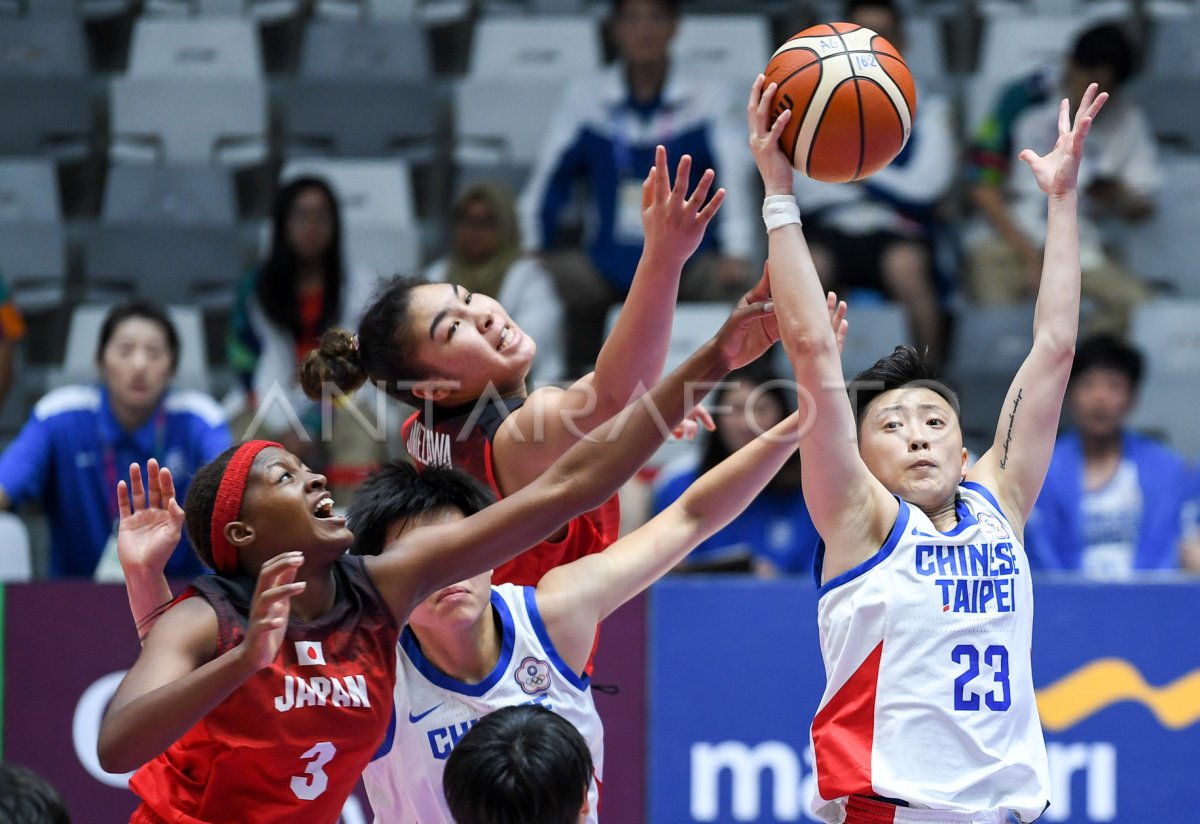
left=401, top=399, right=621, bottom=587
left=129, top=556, right=399, bottom=824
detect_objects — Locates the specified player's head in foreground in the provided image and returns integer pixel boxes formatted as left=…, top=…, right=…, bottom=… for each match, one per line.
left=443, top=704, right=593, bottom=824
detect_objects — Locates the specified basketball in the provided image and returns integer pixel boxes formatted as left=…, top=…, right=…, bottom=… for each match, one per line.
left=764, top=22, right=917, bottom=183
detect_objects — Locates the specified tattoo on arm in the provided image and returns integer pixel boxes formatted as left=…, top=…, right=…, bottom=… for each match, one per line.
left=999, top=389, right=1023, bottom=470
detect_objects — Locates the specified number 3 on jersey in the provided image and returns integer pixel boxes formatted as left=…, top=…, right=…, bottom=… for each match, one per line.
left=291, top=741, right=336, bottom=800
left=952, top=644, right=1011, bottom=711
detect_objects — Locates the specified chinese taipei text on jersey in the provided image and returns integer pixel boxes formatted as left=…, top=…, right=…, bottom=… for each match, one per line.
left=362, top=583, right=603, bottom=823
left=810, top=482, right=1050, bottom=822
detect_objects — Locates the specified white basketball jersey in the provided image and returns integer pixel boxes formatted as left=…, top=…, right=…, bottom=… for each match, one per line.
left=810, top=483, right=1050, bottom=822
left=362, top=584, right=603, bottom=823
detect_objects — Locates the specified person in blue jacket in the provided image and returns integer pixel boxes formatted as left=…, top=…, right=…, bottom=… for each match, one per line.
left=651, top=363, right=819, bottom=575
left=0, top=300, right=231, bottom=578
left=1026, top=333, right=1190, bottom=577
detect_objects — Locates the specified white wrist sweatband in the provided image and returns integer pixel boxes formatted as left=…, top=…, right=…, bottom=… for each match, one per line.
left=762, top=194, right=802, bottom=231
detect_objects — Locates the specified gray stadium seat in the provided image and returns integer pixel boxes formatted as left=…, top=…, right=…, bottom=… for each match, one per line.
left=110, top=19, right=267, bottom=166
left=469, top=16, right=600, bottom=79
left=0, top=19, right=92, bottom=159
left=299, top=19, right=430, bottom=80
left=1129, top=300, right=1200, bottom=459
left=82, top=225, right=244, bottom=307
left=101, top=165, right=237, bottom=225
left=54, top=303, right=212, bottom=394
left=283, top=21, right=437, bottom=158
left=0, top=159, right=66, bottom=311
left=0, top=512, right=32, bottom=582
left=0, top=18, right=89, bottom=77
left=946, top=303, right=1035, bottom=444
left=1123, top=152, right=1200, bottom=296
left=671, top=15, right=772, bottom=87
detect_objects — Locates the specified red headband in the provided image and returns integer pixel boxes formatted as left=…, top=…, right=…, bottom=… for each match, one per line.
left=210, top=440, right=282, bottom=574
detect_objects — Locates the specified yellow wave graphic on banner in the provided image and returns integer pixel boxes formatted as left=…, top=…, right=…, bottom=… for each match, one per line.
left=1037, top=658, right=1200, bottom=731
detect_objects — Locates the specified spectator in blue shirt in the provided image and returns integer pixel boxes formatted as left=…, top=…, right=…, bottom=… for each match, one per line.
left=651, top=363, right=819, bottom=576
left=1026, top=334, right=1191, bottom=577
left=518, top=0, right=755, bottom=374
left=0, top=301, right=231, bottom=578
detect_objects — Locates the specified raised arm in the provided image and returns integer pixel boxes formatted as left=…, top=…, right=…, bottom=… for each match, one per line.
left=538, top=411, right=802, bottom=673
left=496, top=147, right=725, bottom=487
left=365, top=296, right=778, bottom=624
left=116, top=460, right=184, bottom=643
left=968, top=85, right=1108, bottom=530
left=747, top=75, right=896, bottom=579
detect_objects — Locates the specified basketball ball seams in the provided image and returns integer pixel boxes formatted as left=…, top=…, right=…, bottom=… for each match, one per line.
left=785, top=62, right=822, bottom=166
left=833, top=27, right=867, bottom=182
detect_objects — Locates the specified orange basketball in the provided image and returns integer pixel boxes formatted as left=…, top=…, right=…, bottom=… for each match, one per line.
left=764, top=22, right=917, bottom=182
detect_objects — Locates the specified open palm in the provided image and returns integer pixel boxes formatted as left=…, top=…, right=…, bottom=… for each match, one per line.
left=117, top=459, right=185, bottom=576
left=1019, top=83, right=1108, bottom=197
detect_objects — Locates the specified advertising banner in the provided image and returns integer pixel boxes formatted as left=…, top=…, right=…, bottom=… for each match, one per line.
left=649, top=578, right=1200, bottom=824
left=1, top=582, right=646, bottom=824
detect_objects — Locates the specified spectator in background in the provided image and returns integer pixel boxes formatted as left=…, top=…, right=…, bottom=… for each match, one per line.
left=0, top=301, right=230, bottom=579
left=791, top=0, right=953, bottom=369
left=519, top=0, right=756, bottom=374
left=1026, top=334, right=1190, bottom=577
left=1181, top=471, right=1200, bottom=574
left=966, top=21, right=1159, bottom=336
left=0, top=762, right=70, bottom=824
left=427, top=183, right=565, bottom=386
left=228, top=175, right=384, bottom=499
left=0, top=272, right=27, bottom=411
left=651, top=363, right=819, bottom=576
left=443, top=705, right=593, bottom=824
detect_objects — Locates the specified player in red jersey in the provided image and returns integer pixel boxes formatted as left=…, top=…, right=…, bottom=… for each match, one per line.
left=100, top=289, right=778, bottom=824
left=301, top=146, right=747, bottom=587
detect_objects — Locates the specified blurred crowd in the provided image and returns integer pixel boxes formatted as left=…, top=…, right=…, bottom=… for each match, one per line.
left=1, top=0, right=1199, bottom=582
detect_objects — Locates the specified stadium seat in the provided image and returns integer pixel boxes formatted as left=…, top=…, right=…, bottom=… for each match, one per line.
left=0, top=159, right=67, bottom=312
left=0, top=19, right=92, bottom=159
left=469, top=16, right=601, bottom=78
left=101, top=165, right=237, bottom=225
left=298, top=19, right=430, bottom=80
left=945, top=303, right=1035, bottom=444
left=110, top=19, right=267, bottom=166
left=1129, top=300, right=1200, bottom=458
left=454, top=16, right=600, bottom=172
left=1131, top=15, right=1200, bottom=151
left=0, top=512, right=32, bottom=582
left=280, top=158, right=422, bottom=274
left=1123, top=152, right=1200, bottom=297
left=53, top=303, right=212, bottom=394
left=82, top=225, right=244, bottom=307
left=670, top=15, right=771, bottom=87
left=284, top=21, right=438, bottom=158
left=0, top=18, right=89, bottom=76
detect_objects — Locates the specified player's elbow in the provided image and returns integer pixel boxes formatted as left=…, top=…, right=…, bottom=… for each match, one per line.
left=97, top=727, right=136, bottom=775
left=1032, top=330, right=1075, bottom=367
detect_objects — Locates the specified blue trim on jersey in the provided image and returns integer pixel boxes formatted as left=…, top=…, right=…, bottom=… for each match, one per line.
left=398, top=589, right=516, bottom=697
left=961, top=480, right=1009, bottom=523
left=370, top=705, right=397, bottom=762
left=815, top=497, right=911, bottom=597
left=939, top=496, right=979, bottom=537
left=523, top=586, right=590, bottom=692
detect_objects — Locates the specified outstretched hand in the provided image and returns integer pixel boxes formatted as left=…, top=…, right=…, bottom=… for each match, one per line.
left=241, top=552, right=306, bottom=671
left=117, top=459, right=186, bottom=577
left=641, top=145, right=726, bottom=265
left=1019, top=82, right=1108, bottom=198
left=747, top=74, right=795, bottom=196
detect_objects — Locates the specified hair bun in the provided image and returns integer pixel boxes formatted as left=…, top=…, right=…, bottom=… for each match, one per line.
left=300, top=328, right=367, bottom=401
